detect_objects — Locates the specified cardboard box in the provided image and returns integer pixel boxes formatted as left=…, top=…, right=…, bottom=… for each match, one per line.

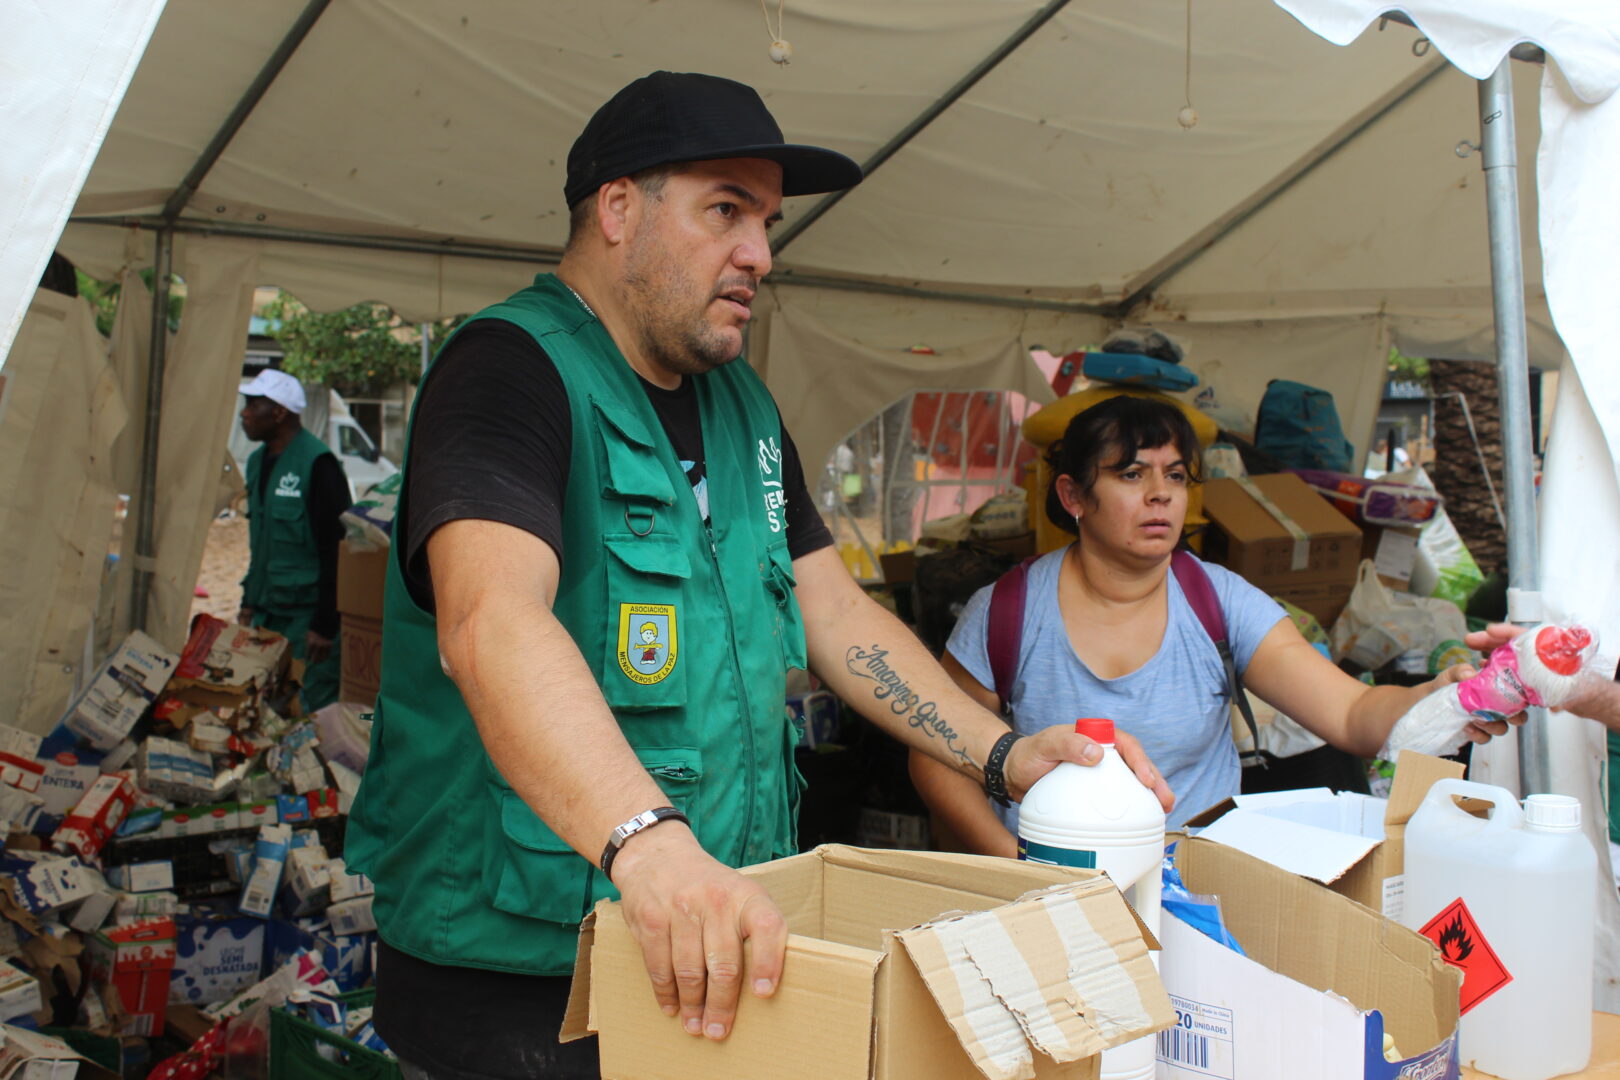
left=267, top=918, right=370, bottom=992
left=1158, top=837, right=1460, bottom=1079
left=337, top=540, right=388, bottom=620
left=326, top=896, right=375, bottom=937
left=1267, top=579, right=1355, bottom=628
left=325, top=858, right=373, bottom=905
left=0, top=1025, right=120, bottom=1079
left=168, top=618, right=289, bottom=706
left=60, top=631, right=177, bottom=749
left=2, top=853, right=99, bottom=915
left=1201, top=473, right=1361, bottom=592
left=339, top=614, right=383, bottom=708
left=1189, top=751, right=1464, bottom=919
left=34, top=738, right=106, bottom=819
left=0, top=726, right=43, bottom=795
left=1360, top=524, right=1423, bottom=592
left=563, top=845, right=1172, bottom=1080
left=52, top=773, right=136, bottom=860
left=107, top=861, right=175, bottom=895
left=169, top=908, right=266, bottom=1006
left=0, top=961, right=41, bottom=1022
left=85, top=917, right=177, bottom=1037
left=338, top=540, right=387, bottom=707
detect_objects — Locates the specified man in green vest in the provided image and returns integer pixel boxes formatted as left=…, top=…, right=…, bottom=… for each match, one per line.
left=346, top=71, right=1173, bottom=1080
left=237, top=368, right=349, bottom=711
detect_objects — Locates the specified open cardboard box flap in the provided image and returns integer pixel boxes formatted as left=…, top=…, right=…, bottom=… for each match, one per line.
left=1168, top=835, right=1460, bottom=1070
left=565, top=845, right=1172, bottom=1080
left=1188, top=751, right=1463, bottom=886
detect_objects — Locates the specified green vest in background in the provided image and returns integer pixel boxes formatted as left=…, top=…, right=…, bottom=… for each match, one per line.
left=346, top=274, right=808, bottom=976
left=243, top=427, right=332, bottom=615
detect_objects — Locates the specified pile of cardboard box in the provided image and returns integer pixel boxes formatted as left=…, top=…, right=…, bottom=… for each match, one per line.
left=0, top=614, right=384, bottom=1073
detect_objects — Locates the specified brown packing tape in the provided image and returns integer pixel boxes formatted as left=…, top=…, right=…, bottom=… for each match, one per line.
left=895, top=880, right=1171, bottom=1080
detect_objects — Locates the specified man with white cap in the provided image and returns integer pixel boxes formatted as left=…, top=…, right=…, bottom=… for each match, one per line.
left=237, top=368, right=350, bottom=709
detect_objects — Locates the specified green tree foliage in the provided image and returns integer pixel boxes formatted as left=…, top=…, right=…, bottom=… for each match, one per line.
left=74, top=268, right=184, bottom=337
left=262, top=293, right=465, bottom=394
left=1387, top=345, right=1430, bottom=386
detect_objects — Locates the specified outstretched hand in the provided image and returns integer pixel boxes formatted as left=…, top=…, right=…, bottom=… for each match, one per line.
left=1002, top=726, right=1175, bottom=813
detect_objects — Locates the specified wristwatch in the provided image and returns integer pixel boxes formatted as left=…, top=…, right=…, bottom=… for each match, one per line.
left=600, top=806, right=690, bottom=881
left=984, top=731, right=1021, bottom=808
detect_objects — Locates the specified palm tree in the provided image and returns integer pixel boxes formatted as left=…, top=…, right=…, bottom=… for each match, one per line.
left=1428, top=359, right=1507, bottom=577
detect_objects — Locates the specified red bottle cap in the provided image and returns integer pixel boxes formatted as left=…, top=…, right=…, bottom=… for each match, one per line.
left=1074, top=718, right=1115, bottom=745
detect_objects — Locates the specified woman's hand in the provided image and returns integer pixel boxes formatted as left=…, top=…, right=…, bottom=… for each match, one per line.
left=1115, top=730, right=1175, bottom=813
left=1004, top=725, right=1175, bottom=813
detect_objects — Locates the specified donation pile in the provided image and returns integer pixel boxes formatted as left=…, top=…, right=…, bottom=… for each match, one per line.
left=0, top=613, right=387, bottom=1077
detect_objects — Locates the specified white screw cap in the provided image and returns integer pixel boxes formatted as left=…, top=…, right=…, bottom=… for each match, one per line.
left=1524, top=793, right=1582, bottom=830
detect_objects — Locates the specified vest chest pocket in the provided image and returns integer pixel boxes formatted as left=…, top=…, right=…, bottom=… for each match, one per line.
left=764, top=541, right=807, bottom=671
left=601, top=534, right=690, bottom=711
left=485, top=748, right=703, bottom=925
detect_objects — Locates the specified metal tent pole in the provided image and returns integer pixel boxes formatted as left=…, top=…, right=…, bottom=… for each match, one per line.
left=129, top=229, right=174, bottom=632
left=1476, top=59, right=1548, bottom=794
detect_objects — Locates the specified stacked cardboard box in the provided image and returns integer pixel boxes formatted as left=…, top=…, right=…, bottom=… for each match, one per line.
left=1200, top=473, right=1362, bottom=626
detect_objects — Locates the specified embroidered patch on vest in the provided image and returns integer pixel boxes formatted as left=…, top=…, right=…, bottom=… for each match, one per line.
left=275, top=473, right=303, bottom=498
left=617, top=603, right=677, bottom=684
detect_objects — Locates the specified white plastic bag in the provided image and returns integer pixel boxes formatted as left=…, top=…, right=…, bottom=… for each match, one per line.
left=1330, top=560, right=1469, bottom=670
left=1386, top=465, right=1485, bottom=607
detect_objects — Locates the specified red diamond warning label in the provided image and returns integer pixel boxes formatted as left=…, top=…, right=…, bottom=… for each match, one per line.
left=1418, top=897, right=1512, bottom=1014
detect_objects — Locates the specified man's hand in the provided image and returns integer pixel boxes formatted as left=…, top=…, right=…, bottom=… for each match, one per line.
left=1003, top=726, right=1175, bottom=812
left=236, top=606, right=254, bottom=627
left=610, top=822, right=787, bottom=1042
left=1466, top=622, right=1620, bottom=731
left=305, top=629, right=335, bottom=667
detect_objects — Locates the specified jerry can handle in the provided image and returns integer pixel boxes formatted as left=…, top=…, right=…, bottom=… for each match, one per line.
left=1421, top=778, right=1523, bottom=830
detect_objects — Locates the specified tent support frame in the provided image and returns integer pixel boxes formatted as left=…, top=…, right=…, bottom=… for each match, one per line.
left=1475, top=59, right=1548, bottom=795
left=128, top=227, right=173, bottom=632
left=769, top=0, right=1073, bottom=257
left=129, top=0, right=333, bottom=631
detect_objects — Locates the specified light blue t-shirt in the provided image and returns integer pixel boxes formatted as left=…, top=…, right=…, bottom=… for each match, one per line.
left=946, top=548, right=1286, bottom=831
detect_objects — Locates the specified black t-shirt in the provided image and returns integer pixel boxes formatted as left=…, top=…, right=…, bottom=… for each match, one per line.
left=376, top=318, right=831, bottom=1077
left=256, top=446, right=348, bottom=638
left=397, top=319, right=830, bottom=609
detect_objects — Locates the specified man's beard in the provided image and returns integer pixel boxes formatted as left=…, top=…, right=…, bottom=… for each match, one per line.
left=623, top=232, right=748, bottom=377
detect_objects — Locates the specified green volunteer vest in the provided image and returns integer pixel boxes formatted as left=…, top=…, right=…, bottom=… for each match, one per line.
left=242, top=427, right=332, bottom=615
left=345, top=274, right=808, bottom=976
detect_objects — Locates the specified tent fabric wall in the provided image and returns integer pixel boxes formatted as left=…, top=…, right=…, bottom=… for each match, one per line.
left=0, top=291, right=127, bottom=734
left=143, top=237, right=261, bottom=651
left=0, top=0, right=166, bottom=370
left=756, top=287, right=1086, bottom=481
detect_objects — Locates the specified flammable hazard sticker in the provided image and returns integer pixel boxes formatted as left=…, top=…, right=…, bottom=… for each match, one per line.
left=1418, top=897, right=1512, bottom=1014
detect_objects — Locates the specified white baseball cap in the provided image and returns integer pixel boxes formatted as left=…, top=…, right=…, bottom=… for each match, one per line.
left=242, top=369, right=306, bottom=414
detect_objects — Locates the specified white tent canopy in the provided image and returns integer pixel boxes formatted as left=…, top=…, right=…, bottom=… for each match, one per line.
left=5, top=1, right=1620, bottom=999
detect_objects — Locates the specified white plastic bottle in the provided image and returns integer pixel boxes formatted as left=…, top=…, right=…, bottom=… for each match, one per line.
left=1402, top=780, right=1597, bottom=1080
left=1017, top=718, right=1165, bottom=1080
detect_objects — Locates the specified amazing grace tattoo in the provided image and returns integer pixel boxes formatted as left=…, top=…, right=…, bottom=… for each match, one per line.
left=845, top=644, right=976, bottom=771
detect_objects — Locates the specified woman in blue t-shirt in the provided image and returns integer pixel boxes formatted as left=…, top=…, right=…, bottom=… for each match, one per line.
left=912, top=396, right=1509, bottom=845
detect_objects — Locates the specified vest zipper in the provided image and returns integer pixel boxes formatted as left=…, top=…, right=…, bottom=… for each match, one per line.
left=703, top=520, right=758, bottom=865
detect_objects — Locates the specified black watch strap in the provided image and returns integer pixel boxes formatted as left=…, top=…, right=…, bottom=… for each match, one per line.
left=600, top=806, right=690, bottom=881
left=984, top=731, right=1021, bottom=808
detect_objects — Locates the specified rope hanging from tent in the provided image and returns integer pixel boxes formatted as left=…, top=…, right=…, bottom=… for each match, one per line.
left=1179, top=0, right=1199, bottom=129
left=760, top=0, right=792, bottom=65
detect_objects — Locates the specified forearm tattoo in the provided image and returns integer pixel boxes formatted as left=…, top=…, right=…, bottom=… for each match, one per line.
left=845, top=645, right=976, bottom=771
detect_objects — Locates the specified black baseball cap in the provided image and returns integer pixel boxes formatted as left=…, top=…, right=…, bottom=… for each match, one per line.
left=564, top=71, right=862, bottom=208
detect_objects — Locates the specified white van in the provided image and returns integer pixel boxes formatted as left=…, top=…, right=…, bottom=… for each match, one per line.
left=229, top=380, right=398, bottom=502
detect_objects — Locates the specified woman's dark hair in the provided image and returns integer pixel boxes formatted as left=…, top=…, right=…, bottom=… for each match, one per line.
left=1044, top=395, right=1204, bottom=533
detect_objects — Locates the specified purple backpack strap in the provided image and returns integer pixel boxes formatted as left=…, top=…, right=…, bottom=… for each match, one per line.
left=1170, top=549, right=1226, bottom=643
left=1171, top=550, right=1265, bottom=768
left=986, top=556, right=1037, bottom=715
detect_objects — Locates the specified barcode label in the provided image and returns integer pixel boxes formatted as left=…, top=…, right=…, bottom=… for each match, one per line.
left=1157, top=995, right=1235, bottom=1079
left=1159, top=1027, right=1212, bottom=1069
